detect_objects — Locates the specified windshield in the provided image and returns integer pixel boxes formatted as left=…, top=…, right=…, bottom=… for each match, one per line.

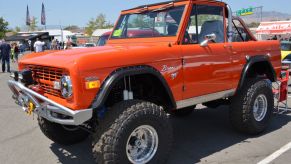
left=111, top=6, right=185, bottom=39
left=281, top=42, right=291, bottom=51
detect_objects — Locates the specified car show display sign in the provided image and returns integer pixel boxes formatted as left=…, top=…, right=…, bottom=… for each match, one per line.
left=236, top=7, right=254, bottom=16
left=256, top=21, right=291, bottom=34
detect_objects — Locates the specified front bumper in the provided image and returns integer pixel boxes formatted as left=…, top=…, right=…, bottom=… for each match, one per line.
left=7, top=80, right=93, bottom=125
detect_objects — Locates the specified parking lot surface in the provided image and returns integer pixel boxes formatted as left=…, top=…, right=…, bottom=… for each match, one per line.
left=1, top=63, right=291, bottom=164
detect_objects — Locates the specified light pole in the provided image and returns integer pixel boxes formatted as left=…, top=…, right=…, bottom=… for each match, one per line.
left=60, top=25, right=64, bottom=43
left=260, top=6, right=263, bottom=22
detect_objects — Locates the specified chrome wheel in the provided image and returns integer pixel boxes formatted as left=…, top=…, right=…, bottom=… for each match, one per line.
left=253, top=94, right=268, bottom=121
left=126, top=125, right=158, bottom=164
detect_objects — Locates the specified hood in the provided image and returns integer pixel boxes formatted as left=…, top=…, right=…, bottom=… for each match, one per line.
left=19, top=45, right=152, bottom=69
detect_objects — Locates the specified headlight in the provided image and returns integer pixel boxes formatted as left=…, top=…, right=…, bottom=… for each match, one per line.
left=10, top=70, right=33, bottom=85
left=60, top=76, right=73, bottom=98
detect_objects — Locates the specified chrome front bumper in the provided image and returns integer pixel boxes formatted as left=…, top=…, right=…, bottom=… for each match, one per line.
left=7, top=80, right=93, bottom=125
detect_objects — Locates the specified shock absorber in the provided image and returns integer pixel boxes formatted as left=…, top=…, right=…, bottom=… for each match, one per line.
left=123, top=77, right=129, bottom=100
left=123, top=76, right=134, bottom=100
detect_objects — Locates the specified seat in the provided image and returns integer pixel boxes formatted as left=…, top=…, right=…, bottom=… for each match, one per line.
left=198, top=20, right=224, bottom=43
left=273, top=67, right=290, bottom=114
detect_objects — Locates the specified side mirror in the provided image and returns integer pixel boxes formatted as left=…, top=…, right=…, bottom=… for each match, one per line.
left=200, top=33, right=216, bottom=47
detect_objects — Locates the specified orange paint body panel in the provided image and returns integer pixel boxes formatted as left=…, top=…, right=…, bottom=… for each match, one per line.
left=18, top=0, right=281, bottom=110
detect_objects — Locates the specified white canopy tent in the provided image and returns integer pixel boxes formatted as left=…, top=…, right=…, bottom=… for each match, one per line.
left=40, top=29, right=74, bottom=42
left=256, top=21, right=291, bottom=40
left=92, top=29, right=113, bottom=37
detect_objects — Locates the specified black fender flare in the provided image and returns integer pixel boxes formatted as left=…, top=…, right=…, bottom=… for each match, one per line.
left=90, top=65, right=176, bottom=109
left=237, top=55, right=277, bottom=90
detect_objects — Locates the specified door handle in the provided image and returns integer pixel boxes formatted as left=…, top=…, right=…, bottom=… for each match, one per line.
left=224, top=44, right=237, bottom=54
left=224, top=44, right=233, bottom=48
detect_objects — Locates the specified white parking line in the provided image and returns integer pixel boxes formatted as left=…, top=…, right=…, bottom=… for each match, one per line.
left=257, top=142, right=291, bottom=164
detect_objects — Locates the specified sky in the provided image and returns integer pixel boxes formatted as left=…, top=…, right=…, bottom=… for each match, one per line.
left=0, top=0, right=290, bottom=28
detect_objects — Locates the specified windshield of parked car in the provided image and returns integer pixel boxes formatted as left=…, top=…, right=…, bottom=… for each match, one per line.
left=281, top=42, right=291, bottom=51
left=111, top=6, right=185, bottom=39
left=85, top=43, right=96, bottom=47
left=97, top=35, right=110, bottom=46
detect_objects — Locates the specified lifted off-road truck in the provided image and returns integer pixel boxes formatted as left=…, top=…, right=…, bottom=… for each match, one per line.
left=8, top=0, right=281, bottom=163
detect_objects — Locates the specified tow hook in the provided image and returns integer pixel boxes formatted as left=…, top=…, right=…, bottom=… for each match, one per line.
left=17, top=93, right=36, bottom=115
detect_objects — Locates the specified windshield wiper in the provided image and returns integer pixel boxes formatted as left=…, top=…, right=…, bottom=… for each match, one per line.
left=151, top=2, right=174, bottom=12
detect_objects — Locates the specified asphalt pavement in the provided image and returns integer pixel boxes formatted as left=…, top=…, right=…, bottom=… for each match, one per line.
left=1, top=62, right=291, bottom=164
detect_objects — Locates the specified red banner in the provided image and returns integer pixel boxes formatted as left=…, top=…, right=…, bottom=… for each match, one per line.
left=256, top=21, right=291, bottom=34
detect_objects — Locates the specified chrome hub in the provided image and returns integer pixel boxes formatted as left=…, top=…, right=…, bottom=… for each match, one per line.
left=126, top=125, right=158, bottom=164
left=253, top=94, right=268, bottom=121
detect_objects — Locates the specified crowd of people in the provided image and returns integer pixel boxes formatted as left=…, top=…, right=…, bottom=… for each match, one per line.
left=50, top=39, right=66, bottom=50
left=34, top=38, right=75, bottom=52
left=268, top=35, right=291, bottom=41
left=0, top=40, right=21, bottom=73
left=0, top=37, right=78, bottom=73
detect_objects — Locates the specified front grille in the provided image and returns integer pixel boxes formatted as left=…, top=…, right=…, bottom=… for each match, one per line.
left=27, top=65, right=64, bottom=97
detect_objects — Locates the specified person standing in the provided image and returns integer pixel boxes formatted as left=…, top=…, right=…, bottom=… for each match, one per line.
left=10, top=43, right=15, bottom=63
left=0, top=40, right=11, bottom=73
left=56, top=39, right=60, bottom=50
left=19, top=43, right=26, bottom=53
left=14, top=43, right=20, bottom=62
left=65, top=40, right=72, bottom=49
left=51, top=39, right=57, bottom=50
left=0, top=40, right=2, bottom=61
left=34, top=38, right=45, bottom=52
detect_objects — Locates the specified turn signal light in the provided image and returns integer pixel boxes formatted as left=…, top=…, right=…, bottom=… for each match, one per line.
left=85, top=80, right=101, bottom=89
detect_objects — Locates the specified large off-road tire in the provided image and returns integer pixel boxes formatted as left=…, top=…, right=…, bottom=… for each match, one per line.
left=92, top=100, right=173, bottom=164
left=38, top=117, right=89, bottom=145
left=230, top=78, right=274, bottom=134
left=171, top=105, right=196, bottom=117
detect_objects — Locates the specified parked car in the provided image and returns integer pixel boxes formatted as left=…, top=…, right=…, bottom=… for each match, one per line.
left=84, top=43, right=96, bottom=47
left=71, top=43, right=96, bottom=49
left=281, top=41, right=291, bottom=60
left=97, top=31, right=111, bottom=46
left=8, top=0, right=281, bottom=163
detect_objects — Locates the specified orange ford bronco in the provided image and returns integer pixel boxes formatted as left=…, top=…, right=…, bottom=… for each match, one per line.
left=8, top=0, right=281, bottom=163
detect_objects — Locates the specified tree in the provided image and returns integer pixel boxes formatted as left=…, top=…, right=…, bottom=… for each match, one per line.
left=131, top=15, right=152, bottom=28
left=15, top=26, right=21, bottom=32
left=0, top=17, right=9, bottom=39
left=85, top=18, right=97, bottom=36
left=64, top=25, right=80, bottom=31
left=104, top=22, right=114, bottom=28
left=28, top=16, right=38, bottom=31
left=12, top=26, right=21, bottom=35
left=247, top=22, right=260, bottom=28
left=85, top=14, right=114, bottom=36
left=96, top=14, right=106, bottom=29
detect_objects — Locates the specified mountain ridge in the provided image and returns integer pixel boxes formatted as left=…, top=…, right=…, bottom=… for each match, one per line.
left=240, top=11, right=291, bottom=23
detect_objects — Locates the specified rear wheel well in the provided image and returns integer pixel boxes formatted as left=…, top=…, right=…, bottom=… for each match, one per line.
left=245, top=61, right=276, bottom=82
left=104, top=74, right=174, bottom=111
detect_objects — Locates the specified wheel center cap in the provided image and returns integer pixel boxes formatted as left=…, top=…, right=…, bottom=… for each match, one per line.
left=136, top=140, right=142, bottom=147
